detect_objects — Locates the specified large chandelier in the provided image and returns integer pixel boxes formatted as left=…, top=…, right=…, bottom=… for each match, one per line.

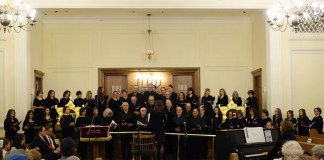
left=0, top=0, right=37, bottom=33
left=145, top=14, right=154, bottom=62
left=266, top=0, right=324, bottom=33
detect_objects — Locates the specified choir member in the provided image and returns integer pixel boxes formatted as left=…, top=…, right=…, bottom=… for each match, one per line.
left=246, top=108, right=259, bottom=127
left=128, top=85, right=144, bottom=106
left=58, top=90, right=71, bottom=107
left=259, top=109, right=272, bottom=128
left=273, top=108, right=283, bottom=128
left=151, top=100, right=166, bottom=160
left=101, top=108, right=116, bottom=160
left=33, top=91, right=45, bottom=125
left=44, top=90, right=59, bottom=129
left=60, top=106, right=75, bottom=139
left=140, top=86, right=147, bottom=95
left=1, top=139, right=10, bottom=158
left=165, top=99, right=176, bottom=132
left=235, top=110, right=246, bottom=128
left=74, top=91, right=85, bottom=107
left=223, top=111, right=237, bottom=129
left=186, top=88, right=199, bottom=108
left=4, top=109, right=20, bottom=141
left=184, top=103, right=192, bottom=119
left=310, top=107, right=323, bottom=134
left=286, top=110, right=297, bottom=125
left=84, top=90, right=96, bottom=117
left=31, top=126, right=61, bottom=160
left=212, top=107, right=223, bottom=133
left=159, top=87, right=166, bottom=99
left=129, top=95, right=141, bottom=115
left=89, top=107, right=102, bottom=125
left=245, top=90, right=258, bottom=118
left=143, top=84, right=159, bottom=104
left=172, top=106, right=186, bottom=133
left=119, top=89, right=128, bottom=103
left=23, top=110, right=37, bottom=144
left=135, top=107, right=150, bottom=131
left=188, top=108, right=202, bottom=160
left=75, top=107, right=88, bottom=160
left=167, top=84, right=178, bottom=102
left=216, top=88, right=229, bottom=107
left=95, top=87, right=108, bottom=117
left=176, top=92, right=187, bottom=110
left=266, top=120, right=296, bottom=159
left=232, top=91, right=242, bottom=106
left=265, top=121, right=275, bottom=129
left=146, top=95, right=155, bottom=113
left=118, top=102, right=135, bottom=160
left=162, top=91, right=175, bottom=106
left=201, top=88, right=215, bottom=119
left=297, top=109, right=310, bottom=136
left=199, top=106, right=210, bottom=159
left=42, top=108, right=56, bottom=129
left=108, top=91, right=122, bottom=120
left=11, top=134, right=26, bottom=151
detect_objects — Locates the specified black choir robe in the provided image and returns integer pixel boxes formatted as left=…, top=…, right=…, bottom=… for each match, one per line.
left=223, top=118, right=237, bottom=129
left=33, top=98, right=45, bottom=125
left=186, top=94, right=199, bottom=108
left=23, top=120, right=37, bottom=144
left=58, top=98, right=70, bottom=107
left=119, top=96, right=128, bottom=103
left=232, top=97, right=242, bottom=106
left=176, top=99, right=187, bottom=110
left=216, top=95, right=229, bottom=107
left=135, top=115, right=151, bottom=131
left=212, top=115, right=223, bottom=133
left=4, top=118, right=20, bottom=140
left=170, top=92, right=178, bottom=102
left=236, top=117, right=247, bottom=128
left=151, top=111, right=166, bottom=142
left=44, top=97, right=59, bottom=120
left=311, top=116, right=323, bottom=134
left=118, top=111, right=135, bottom=131
left=84, top=98, right=96, bottom=117
left=143, top=91, right=159, bottom=104
left=108, top=98, right=122, bottom=120
left=246, top=116, right=260, bottom=127
left=297, top=116, right=310, bottom=136
left=128, top=92, right=144, bottom=106
left=60, top=115, right=75, bottom=138
left=74, top=98, right=86, bottom=107
left=272, top=115, right=283, bottom=128
left=95, top=95, right=108, bottom=116
left=145, top=103, right=155, bottom=114
left=129, top=101, right=141, bottom=114
left=165, top=107, right=176, bottom=132
left=259, top=117, right=272, bottom=128
left=172, top=114, right=186, bottom=133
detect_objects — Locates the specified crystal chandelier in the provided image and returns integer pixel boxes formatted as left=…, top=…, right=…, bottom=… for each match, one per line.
left=266, top=0, right=324, bottom=33
left=145, top=14, right=154, bottom=62
left=0, top=0, right=37, bottom=33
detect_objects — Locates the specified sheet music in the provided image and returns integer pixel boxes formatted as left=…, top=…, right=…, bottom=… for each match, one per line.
left=264, top=130, right=273, bottom=142
left=244, top=127, right=265, bottom=143
left=137, top=121, right=145, bottom=126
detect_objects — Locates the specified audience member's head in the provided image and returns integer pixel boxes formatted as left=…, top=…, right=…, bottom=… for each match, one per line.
left=25, top=149, right=41, bottom=160
left=1, top=139, right=10, bottom=151
left=281, top=140, right=303, bottom=160
left=154, top=100, right=164, bottom=112
left=36, top=126, right=46, bottom=137
left=60, top=138, right=77, bottom=158
left=66, top=156, right=80, bottom=160
left=45, top=126, right=54, bottom=136
left=280, top=120, right=295, bottom=136
left=312, top=145, right=324, bottom=160
left=4, top=153, right=27, bottom=160
left=265, top=121, right=274, bottom=129
left=103, top=107, right=113, bottom=118
left=12, top=134, right=25, bottom=150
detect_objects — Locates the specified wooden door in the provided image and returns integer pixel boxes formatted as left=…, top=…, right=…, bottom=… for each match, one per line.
left=104, top=75, right=128, bottom=98
left=173, top=75, right=193, bottom=94
left=252, top=69, right=262, bottom=112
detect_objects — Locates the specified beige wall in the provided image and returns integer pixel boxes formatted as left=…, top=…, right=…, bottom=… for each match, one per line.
left=280, top=31, right=324, bottom=118
left=39, top=20, right=253, bottom=100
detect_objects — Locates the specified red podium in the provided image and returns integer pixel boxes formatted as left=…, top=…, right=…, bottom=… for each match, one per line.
left=80, top=126, right=112, bottom=159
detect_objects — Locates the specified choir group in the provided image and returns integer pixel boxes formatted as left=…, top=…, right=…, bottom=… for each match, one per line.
left=2, top=84, right=324, bottom=160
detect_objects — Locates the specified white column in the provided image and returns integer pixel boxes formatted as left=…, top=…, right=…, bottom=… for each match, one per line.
left=266, top=26, right=283, bottom=113
left=14, top=31, right=31, bottom=121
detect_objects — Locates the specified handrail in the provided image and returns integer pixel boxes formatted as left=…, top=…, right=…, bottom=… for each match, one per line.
left=108, top=131, right=215, bottom=160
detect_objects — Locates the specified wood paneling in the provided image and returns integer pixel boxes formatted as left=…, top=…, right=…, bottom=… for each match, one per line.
left=173, top=75, right=193, bottom=94
left=104, top=75, right=128, bottom=98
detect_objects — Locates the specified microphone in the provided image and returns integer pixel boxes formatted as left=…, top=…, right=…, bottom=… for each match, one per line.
left=183, top=121, right=187, bottom=138
left=183, top=121, right=186, bottom=128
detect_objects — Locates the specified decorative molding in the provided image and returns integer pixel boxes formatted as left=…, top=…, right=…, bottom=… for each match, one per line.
left=289, top=32, right=324, bottom=41
left=0, top=49, right=6, bottom=128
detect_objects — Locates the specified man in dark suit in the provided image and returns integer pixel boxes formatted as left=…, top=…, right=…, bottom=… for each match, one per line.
left=128, top=85, right=144, bottom=106
left=31, top=126, right=61, bottom=160
left=44, top=126, right=59, bottom=151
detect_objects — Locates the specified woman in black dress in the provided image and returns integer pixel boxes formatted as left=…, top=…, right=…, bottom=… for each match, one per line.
left=266, top=120, right=296, bottom=159
left=44, top=90, right=59, bottom=131
left=60, top=106, right=75, bottom=139
left=246, top=108, right=259, bottom=127
left=259, top=109, right=272, bottom=128
left=297, top=109, right=310, bottom=136
left=151, top=100, right=166, bottom=160
left=212, top=107, right=223, bottom=133
left=286, top=110, right=297, bottom=134
left=186, top=88, right=199, bottom=108
left=101, top=107, right=116, bottom=160
left=58, top=90, right=71, bottom=107
left=33, top=91, right=45, bottom=125
left=245, top=90, right=258, bottom=118
left=272, top=108, right=283, bottom=128
left=232, top=91, right=242, bottom=106
left=4, top=109, right=20, bottom=141
left=84, top=90, right=96, bottom=117
left=75, top=107, right=88, bottom=160
left=119, top=89, right=128, bottom=103
left=223, top=111, right=237, bottom=129
left=310, top=107, right=323, bottom=134
left=74, top=91, right=85, bottom=107
left=95, top=87, right=108, bottom=117
left=216, top=88, right=228, bottom=107
left=108, top=91, right=122, bottom=121
left=176, top=92, right=187, bottom=110
left=22, top=110, right=37, bottom=144
left=201, top=88, right=215, bottom=119
left=235, top=110, right=246, bottom=128
left=43, top=108, right=55, bottom=129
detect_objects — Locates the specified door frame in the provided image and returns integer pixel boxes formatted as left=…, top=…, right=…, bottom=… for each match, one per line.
left=251, top=68, right=262, bottom=111
left=98, top=67, right=200, bottom=97
left=34, top=70, right=45, bottom=94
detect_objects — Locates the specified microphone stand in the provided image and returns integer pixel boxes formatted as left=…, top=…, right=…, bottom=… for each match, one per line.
left=87, top=115, right=95, bottom=160
left=183, top=121, right=187, bottom=160
left=137, top=123, right=141, bottom=159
